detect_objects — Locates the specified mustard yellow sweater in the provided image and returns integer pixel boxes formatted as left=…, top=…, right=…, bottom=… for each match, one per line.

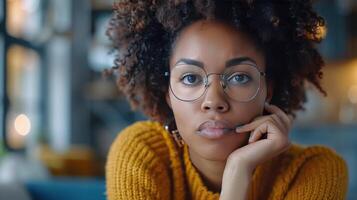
left=106, top=120, right=349, bottom=200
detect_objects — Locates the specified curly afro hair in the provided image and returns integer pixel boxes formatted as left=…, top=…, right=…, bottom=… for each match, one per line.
left=106, top=0, right=327, bottom=124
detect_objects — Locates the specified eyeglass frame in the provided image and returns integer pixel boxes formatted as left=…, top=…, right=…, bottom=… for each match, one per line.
left=164, top=63, right=266, bottom=102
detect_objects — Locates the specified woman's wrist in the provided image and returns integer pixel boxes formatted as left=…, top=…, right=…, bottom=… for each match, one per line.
left=220, top=159, right=253, bottom=200
left=226, top=154, right=255, bottom=174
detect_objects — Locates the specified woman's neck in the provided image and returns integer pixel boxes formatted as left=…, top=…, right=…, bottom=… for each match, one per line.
left=188, top=148, right=227, bottom=193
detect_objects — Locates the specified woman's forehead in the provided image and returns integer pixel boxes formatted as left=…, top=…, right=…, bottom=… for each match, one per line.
left=169, top=20, right=266, bottom=72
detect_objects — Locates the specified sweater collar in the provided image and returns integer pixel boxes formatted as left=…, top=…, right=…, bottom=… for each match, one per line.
left=183, top=144, right=221, bottom=199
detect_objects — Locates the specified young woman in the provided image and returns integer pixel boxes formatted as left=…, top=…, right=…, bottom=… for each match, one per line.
left=105, top=1, right=348, bottom=199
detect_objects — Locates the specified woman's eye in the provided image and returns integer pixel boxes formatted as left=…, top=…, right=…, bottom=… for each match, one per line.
left=180, top=74, right=202, bottom=85
left=228, top=73, right=251, bottom=85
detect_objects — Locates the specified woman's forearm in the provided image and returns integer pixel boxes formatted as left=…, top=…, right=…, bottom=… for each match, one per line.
left=220, top=159, right=253, bottom=200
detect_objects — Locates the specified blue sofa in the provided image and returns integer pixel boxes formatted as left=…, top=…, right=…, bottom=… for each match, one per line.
left=25, top=178, right=106, bottom=200
left=0, top=178, right=106, bottom=200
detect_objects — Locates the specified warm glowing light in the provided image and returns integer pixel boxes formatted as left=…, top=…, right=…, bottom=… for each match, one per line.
left=348, top=85, right=357, bottom=104
left=318, top=25, right=327, bottom=39
left=14, top=114, right=31, bottom=136
left=306, top=24, right=327, bottom=40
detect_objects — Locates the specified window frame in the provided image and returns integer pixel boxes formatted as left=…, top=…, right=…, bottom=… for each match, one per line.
left=1, top=0, right=45, bottom=151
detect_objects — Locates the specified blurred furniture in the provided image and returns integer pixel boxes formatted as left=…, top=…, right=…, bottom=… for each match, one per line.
left=38, top=144, right=103, bottom=177
left=24, top=178, right=106, bottom=200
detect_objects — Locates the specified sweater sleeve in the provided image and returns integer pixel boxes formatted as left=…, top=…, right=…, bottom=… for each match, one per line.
left=284, top=151, right=349, bottom=200
left=105, top=126, right=171, bottom=200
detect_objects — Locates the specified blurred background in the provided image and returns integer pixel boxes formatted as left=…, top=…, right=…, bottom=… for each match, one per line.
left=0, top=0, right=356, bottom=199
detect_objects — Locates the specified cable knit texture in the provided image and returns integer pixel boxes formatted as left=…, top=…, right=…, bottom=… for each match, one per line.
left=106, top=120, right=349, bottom=200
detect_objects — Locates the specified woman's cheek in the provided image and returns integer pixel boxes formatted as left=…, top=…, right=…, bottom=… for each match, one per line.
left=170, top=99, right=196, bottom=136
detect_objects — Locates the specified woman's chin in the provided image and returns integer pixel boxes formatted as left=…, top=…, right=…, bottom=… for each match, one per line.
left=192, top=140, right=248, bottom=162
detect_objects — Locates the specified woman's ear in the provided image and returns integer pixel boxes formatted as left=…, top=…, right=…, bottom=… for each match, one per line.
left=166, top=92, right=172, bottom=109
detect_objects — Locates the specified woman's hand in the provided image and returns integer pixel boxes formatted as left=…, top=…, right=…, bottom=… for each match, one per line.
left=228, top=102, right=293, bottom=171
left=219, top=102, right=293, bottom=200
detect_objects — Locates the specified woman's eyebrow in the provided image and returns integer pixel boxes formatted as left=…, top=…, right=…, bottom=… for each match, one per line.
left=174, top=57, right=256, bottom=68
left=174, top=58, right=204, bottom=68
left=226, top=57, right=257, bottom=68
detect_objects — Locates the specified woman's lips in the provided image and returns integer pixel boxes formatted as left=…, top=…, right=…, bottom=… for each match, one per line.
left=197, top=127, right=234, bottom=139
left=196, top=120, right=237, bottom=139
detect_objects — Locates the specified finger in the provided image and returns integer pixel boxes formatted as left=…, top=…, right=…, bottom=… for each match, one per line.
left=248, top=121, right=281, bottom=143
left=264, top=103, right=293, bottom=129
left=252, top=112, right=285, bottom=132
left=236, top=116, right=272, bottom=133
left=248, top=128, right=265, bottom=143
left=236, top=116, right=268, bottom=133
left=271, top=114, right=288, bottom=133
left=287, top=114, right=294, bottom=124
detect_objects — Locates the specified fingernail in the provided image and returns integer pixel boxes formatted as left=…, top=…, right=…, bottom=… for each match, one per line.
left=235, top=125, right=243, bottom=132
left=248, top=135, right=253, bottom=142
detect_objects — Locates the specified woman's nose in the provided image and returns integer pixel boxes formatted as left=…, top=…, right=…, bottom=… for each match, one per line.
left=201, top=77, right=229, bottom=112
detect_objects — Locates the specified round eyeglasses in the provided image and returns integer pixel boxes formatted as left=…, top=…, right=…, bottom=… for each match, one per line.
left=165, top=63, right=266, bottom=102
